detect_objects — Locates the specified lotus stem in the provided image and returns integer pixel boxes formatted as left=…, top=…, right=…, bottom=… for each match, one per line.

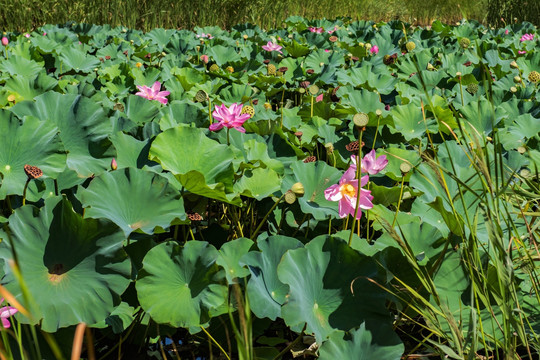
left=392, top=176, right=406, bottom=228
left=200, top=325, right=231, bottom=360
left=250, top=193, right=285, bottom=240
left=349, top=127, right=364, bottom=246
left=22, top=178, right=30, bottom=206
left=226, top=127, right=230, bottom=146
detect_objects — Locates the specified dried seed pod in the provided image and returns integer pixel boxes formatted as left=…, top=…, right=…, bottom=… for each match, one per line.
left=24, top=164, right=43, bottom=179
left=187, top=211, right=203, bottom=221
left=345, top=141, right=360, bottom=152
left=303, top=155, right=316, bottom=163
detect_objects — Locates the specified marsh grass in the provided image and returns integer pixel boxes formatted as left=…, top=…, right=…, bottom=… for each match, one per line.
left=0, top=0, right=487, bottom=32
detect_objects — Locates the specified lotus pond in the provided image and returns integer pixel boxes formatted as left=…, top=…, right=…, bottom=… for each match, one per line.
left=0, top=17, right=539, bottom=360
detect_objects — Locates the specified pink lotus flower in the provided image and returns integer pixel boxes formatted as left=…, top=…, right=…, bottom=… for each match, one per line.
left=196, top=33, right=213, bottom=39
left=200, top=54, right=209, bottom=64
left=43, top=32, right=46, bottom=36
left=308, top=27, right=324, bottom=33
left=0, top=298, right=18, bottom=329
left=370, top=45, right=379, bottom=55
left=1, top=37, right=8, bottom=46
left=209, top=103, right=250, bottom=133
left=360, top=150, right=388, bottom=174
left=520, top=33, right=534, bottom=42
left=518, top=50, right=527, bottom=54
left=324, top=49, right=330, bottom=52
left=324, top=170, right=373, bottom=219
left=24, top=33, right=30, bottom=38
left=316, top=93, right=323, bottom=102
left=505, top=29, right=509, bottom=35
left=135, top=81, right=170, bottom=105
left=262, top=41, right=283, bottom=54
left=327, top=26, right=338, bottom=34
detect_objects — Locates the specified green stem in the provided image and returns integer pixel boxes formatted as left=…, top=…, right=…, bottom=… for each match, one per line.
left=22, top=178, right=30, bottom=206
left=200, top=326, right=231, bottom=360
left=250, top=194, right=285, bottom=240
left=226, top=127, right=230, bottom=146
left=348, top=128, right=364, bottom=246
left=392, top=176, right=406, bottom=228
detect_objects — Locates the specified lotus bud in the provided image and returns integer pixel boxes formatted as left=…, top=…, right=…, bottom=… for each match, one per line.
left=111, top=158, right=118, bottom=170
left=365, top=43, right=372, bottom=50
left=510, top=60, right=518, bottom=69
left=325, top=143, right=334, bottom=153
left=284, top=190, right=297, bottom=204
left=200, top=55, right=209, bottom=64
left=243, top=34, right=248, bottom=40
left=1, top=37, right=8, bottom=46
left=291, top=182, right=305, bottom=197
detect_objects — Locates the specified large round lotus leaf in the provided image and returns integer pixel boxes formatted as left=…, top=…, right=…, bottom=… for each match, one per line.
left=58, top=47, right=100, bottom=73
left=233, top=168, right=281, bottom=200
left=336, top=86, right=385, bottom=115
left=109, top=131, right=154, bottom=169
left=240, top=236, right=303, bottom=321
left=277, top=236, right=391, bottom=343
left=77, top=167, right=186, bottom=237
left=0, top=56, right=44, bottom=77
left=149, top=126, right=238, bottom=202
left=390, top=102, right=438, bottom=141
left=281, top=161, right=342, bottom=221
left=0, top=197, right=130, bottom=332
left=319, top=324, right=404, bottom=360
left=125, top=94, right=160, bottom=125
left=10, top=91, right=114, bottom=177
left=0, top=111, right=66, bottom=199
left=216, top=238, right=254, bottom=284
left=136, top=241, right=228, bottom=328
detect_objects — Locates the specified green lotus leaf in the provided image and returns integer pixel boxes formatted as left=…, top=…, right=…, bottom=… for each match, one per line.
left=498, top=113, right=540, bottom=150
left=284, top=40, right=310, bottom=57
left=319, top=323, right=404, bottom=360
left=146, top=28, right=176, bottom=50
left=337, top=65, right=397, bottom=95
left=390, top=103, right=437, bottom=141
left=136, top=241, right=228, bottom=328
left=0, top=56, right=44, bottom=77
left=92, top=302, right=136, bottom=334
left=109, top=131, right=153, bottom=169
left=10, top=92, right=114, bottom=177
left=207, top=45, right=241, bottom=66
left=0, top=112, right=66, bottom=199
left=159, top=100, right=207, bottom=130
left=277, top=236, right=391, bottom=343
left=125, top=94, right=161, bottom=125
left=459, top=98, right=504, bottom=135
left=233, top=168, right=281, bottom=200
left=336, top=86, right=385, bottom=115
left=281, top=161, right=342, bottom=221
left=149, top=126, right=238, bottom=202
left=0, top=197, right=130, bottom=332
left=58, top=46, right=100, bottom=73
left=216, top=237, right=254, bottom=284
left=78, top=167, right=186, bottom=237
left=240, top=235, right=303, bottom=321
left=4, top=73, right=58, bottom=100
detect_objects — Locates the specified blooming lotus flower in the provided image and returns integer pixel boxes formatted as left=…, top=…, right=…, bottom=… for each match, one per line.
left=262, top=41, right=282, bottom=54
left=135, top=81, right=170, bottom=105
left=1, top=37, right=8, bottom=46
left=196, top=33, right=213, bottom=39
left=360, top=150, right=388, bottom=174
left=200, top=54, right=209, bottom=64
left=0, top=298, right=18, bottom=329
left=324, top=170, right=373, bottom=219
left=24, top=33, right=30, bottom=38
left=316, top=93, right=323, bottom=102
left=308, top=27, right=324, bottom=33
left=209, top=103, right=250, bottom=133
left=520, top=33, right=534, bottom=42
left=518, top=50, right=527, bottom=54
left=370, top=45, right=379, bottom=55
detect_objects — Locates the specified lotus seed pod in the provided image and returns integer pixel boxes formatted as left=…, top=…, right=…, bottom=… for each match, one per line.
left=426, top=63, right=435, bottom=71
left=325, top=143, right=334, bottom=153
left=264, top=102, right=272, bottom=110
left=353, top=113, right=369, bottom=127
left=456, top=71, right=462, bottom=77
left=375, top=109, right=383, bottom=116
left=195, top=90, right=208, bottom=102
left=405, top=41, right=416, bottom=51
left=303, top=155, right=316, bottom=163
left=365, top=43, right=372, bottom=50
left=276, top=71, right=283, bottom=77
left=399, top=162, right=412, bottom=175
left=113, top=102, right=125, bottom=112
left=209, top=64, right=219, bottom=72
left=187, top=211, right=203, bottom=221
left=24, top=164, right=43, bottom=179
left=459, top=38, right=471, bottom=49
left=517, top=146, right=526, bottom=154
left=345, top=140, right=360, bottom=152
left=466, top=83, right=478, bottom=94
left=291, top=182, right=305, bottom=197
left=528, top=71, right=540, bottom=83
left=510, top=60, right=518, bottom=69
left=510, top=86, right=518, bottom=93
left=358, top=42, right=364, bottom=47
left=298, top=88, right=306, bottom=94
left=514, top=76, right=521, bottom=83
left=284, top=190, right=297, bottom=204
left=267, top=63, right=276, bottom=76
left=7, top=94, right=15, bottom=102
left=226, top=66, right=234, bottom=73
left=319, top=62, right=324, bottom=67
left=240, top=105, right=255, bottom=117
left=243, top=34, right=248, bottom=40
left=308, top=84, right=319, bottom=95
left=520, top=168, right=530, bottom=178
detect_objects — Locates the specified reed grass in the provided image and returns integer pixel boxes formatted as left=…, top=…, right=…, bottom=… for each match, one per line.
left=0, top=0, right=490, bottom=32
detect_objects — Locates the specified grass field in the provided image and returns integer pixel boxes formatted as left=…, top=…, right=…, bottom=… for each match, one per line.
left=1, top=0, right=490, bottom=31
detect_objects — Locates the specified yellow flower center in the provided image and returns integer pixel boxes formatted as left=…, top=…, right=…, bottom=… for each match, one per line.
left=340, top=183, right=356, bottom=198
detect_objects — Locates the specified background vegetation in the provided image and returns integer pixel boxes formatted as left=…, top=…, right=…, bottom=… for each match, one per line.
left=0, top=0, right=531, bottom=32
